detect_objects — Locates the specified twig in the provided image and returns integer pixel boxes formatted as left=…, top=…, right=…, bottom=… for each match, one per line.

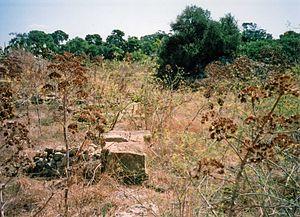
left=200, top=193, right=218, bottom=217
left=184, top=105, right=205, bottom=132
left=109, top=102, right=133, bottom=130
left=0, top=177, right=13, bottom=217
left=228, top=92, right=284, bottom=216
left=87, top=163, right=102, bottom=186
left=62, top=81, right=70, bottom=217
left=224, top=138, right=244, bottom=161
left=32, top=192, right=55, bottom=217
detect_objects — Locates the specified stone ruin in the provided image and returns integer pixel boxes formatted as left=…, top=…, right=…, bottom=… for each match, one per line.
left=27, top=130, right=151, bottom=185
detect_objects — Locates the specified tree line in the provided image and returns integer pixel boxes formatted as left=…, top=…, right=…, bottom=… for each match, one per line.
left=2, top=5, right=300, bottom=84
left=4, top=29, right=167, bottom=61
left=157, top=6, right=300, bottom=85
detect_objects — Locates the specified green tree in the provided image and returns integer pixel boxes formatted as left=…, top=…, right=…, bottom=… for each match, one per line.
left=106, top=29, right=126, bottom=49
left=85, top=34, right=102, bottom=46
left=51, top=30, right=69, bottom=45
left=84, top=34, right=103, bottom=57
left=8, top=30, right=56, bottom=57
left=279, top=31, right=300, bottom=64
left=50, top=30, right=69, bottom=53
left=239, top=40, right=285, bottom=64
left=239, top=30, right=300, bottom=65
left=105, top=29, right=127, bottom=60
left=86, top=45, right=103, bottom=58
left=27, top=30, right=56, bottom=55
left=241, top=23, right=272, bottom=42
left=0, top=46, right=4, bottom=60
left=220, top=14, right=241, bottom=58
left=8, top=33, right=28, bottom=49
left=157, top=6, right=241, bottom=86
left=64, top=37, right=89, bottom=55
left=126, top=36, right=141, bottom=53
left=140, top=31, right=167, bottom=56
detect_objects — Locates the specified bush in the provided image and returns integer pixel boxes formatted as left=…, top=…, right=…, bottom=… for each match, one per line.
left=239, top=31, right=300, bottom=65
left=279, top=31, right=300, bottom=64
left=239, top=40, right=286, bottom=65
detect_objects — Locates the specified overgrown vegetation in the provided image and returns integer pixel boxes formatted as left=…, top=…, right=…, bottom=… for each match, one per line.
left=0, top=4, right=299, bottom=217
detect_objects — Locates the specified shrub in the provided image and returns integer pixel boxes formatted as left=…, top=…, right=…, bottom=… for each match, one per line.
left=279, top=31, right=300, bottom=64
left=239, top=31, right=300, bottom=65
left=239, top=40, right=285, bottom=65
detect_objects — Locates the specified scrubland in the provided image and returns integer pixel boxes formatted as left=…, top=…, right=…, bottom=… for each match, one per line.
left=0, top=50, right=299, bottom=216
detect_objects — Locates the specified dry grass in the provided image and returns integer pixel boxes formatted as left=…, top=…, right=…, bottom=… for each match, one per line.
left=1, top=52, right=299, bottom=216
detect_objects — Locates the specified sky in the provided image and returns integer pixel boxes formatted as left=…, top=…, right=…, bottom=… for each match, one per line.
left=0, top=0, right=299, bottom=46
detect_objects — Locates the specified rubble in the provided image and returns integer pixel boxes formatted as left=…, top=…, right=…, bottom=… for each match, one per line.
left=26, top=130, right=151, bottom=184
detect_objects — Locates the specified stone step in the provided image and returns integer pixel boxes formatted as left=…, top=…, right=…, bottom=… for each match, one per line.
left=103, top=130, right=151, bottom=143
left=103, top=141, right=148, bottom=184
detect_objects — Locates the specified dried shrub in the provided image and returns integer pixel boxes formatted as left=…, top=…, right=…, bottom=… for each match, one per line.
left=1, top=50, right=35, bottom=79
left=0, top=80, right=14, bottom=122
left=0, top=121, right=31, bottom=177
left=195, top=72, right=300, bottom=216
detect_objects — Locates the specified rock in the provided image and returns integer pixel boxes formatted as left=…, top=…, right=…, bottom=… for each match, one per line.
left=103, top=130, right=151, bottom=143
left=33, top=156, right=40, bottom=161
left=115, top=203, right=159, bottom=217
left=53, top=152, right=64, bottom=161
left=34, top=160, right=43, bottom=170
left=105, top=141, right=146, bottom=153
left=102, top=130, right=150, bottom=184
left=104, top=134, right=128, bottom=142
left=104, top=142, right=148, bottom=184
left=27, top=130, right=150, bottom=183
left=125, top=130, right=151, bottom=142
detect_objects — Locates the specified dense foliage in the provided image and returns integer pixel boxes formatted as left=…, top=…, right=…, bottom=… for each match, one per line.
left=156, top=6, right=240, bottom=85
left=155, top=6, right=300, bottom=87
left=239, top=30, right=300, bottom=65
left=6, top=29, right=167, bottom=61
left=241, top=22, right=273, bottom=42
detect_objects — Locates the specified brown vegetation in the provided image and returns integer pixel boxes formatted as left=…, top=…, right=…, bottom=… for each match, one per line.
left=0, top=51, right=299, bottom=216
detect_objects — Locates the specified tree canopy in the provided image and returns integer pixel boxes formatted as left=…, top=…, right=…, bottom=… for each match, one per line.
left=157, top=6, right=240, bottom=86
left=241, top=23, right=272, bottom=42
left=6, top=29, right=165, bottom=61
